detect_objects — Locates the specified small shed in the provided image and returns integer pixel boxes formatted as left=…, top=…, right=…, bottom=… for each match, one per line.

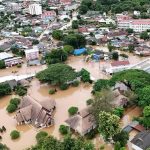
left=92, top=50, right=104, bottom=61
left=73, top=48, right=87, bottom=55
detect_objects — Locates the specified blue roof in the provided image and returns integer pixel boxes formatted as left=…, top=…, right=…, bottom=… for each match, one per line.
left=73, top=48, right=86, bottom=55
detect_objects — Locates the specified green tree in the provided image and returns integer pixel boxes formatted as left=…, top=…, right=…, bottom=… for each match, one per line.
left=10, top=98, right=20, bottom=106
left=79, top=5, right=89, bottom=14
left=0, top=143, right=9, bottom=150
left=64, top=34, right=86, bottom=48
left=138, top=86, right=150, bottom=107
left=32, top=40, right=39, bottom=45
left=72, top=20, right=79, bottom=29
left=36, top=63, right=77, bottom=87
left=0, top=60, right=6, bottom=69
left=45, top=49, right=68, bottom=64
left=63, top=45, right=74, bottom=54
left=92, top=79, right=109, bottom=93
left=59, top=125, right=69, bottom=135
left=80, top=68, right=90, bottom=83
left=6, top=104, right=17, bottom=113
left=140, top=31, right=149, bottom=40
left=0, top=83, right=11, bottom=97
left=113, top=131, right=129, bottom=147
left=112, top=51, right=119, bottom=60
left=98, top=111, right=120, bottom=141
left=68, top=106, right=78, bottom=115
left=142, top=105, right=150, bottom=128
left=36, top=131, right=48, bottom=143
left=90, top=89, right=114, bottom=123
left=10, top=130, right=20, bottom=139
left=126, top=28, right=134, bottom=34
left=128, top=44, right=135, bottom=53
left=107, top=43, right=114, bottom=52
left=52, top=30, right=63, bottom=40
left=113, top=107, right=124, bottom=118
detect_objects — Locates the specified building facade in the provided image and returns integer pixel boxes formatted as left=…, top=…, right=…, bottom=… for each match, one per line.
left=29, top=3, right=42, bottom=15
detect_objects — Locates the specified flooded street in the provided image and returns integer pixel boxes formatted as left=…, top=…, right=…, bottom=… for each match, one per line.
left=67, top=56, right=109, bottom=80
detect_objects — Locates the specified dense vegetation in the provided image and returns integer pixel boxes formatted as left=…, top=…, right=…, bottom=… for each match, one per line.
left=36, top=63, right=77, bottom=88
left=0, top=83, right=11, bottom=97
left=45, top=49, right=68, bottom=65
left=28, top=134, right=95, bottom=150
left=0, top=60, right=6, bottom=69
left=6, top=98, right=20, bottom=113
left=79, top=0, right=150, bottom=14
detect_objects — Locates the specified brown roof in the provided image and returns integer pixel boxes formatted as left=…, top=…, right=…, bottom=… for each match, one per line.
left=16, top=95, right=55, bottom=127
left=111, top=60, right=130, bottom=67
left=39, top=99, right=56, bottom=111
left=65, top=108, right=96, bottom=135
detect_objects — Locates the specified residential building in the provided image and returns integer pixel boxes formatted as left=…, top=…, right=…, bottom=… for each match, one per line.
left=25, top=49, right=39, bottom=61
left=131, top=130, right=150, bottom=150
left=65, top=107, right=96, bottom=136
left=41, top=10, right=56, bottom=21
left=29, top=3, right=42, bottom=15
left=0, top=5, right=5, bottom=12
left=60, top=0, right=72, bottom=5
left=7, top=2, right=21, bottom=12
left=15, top=95, right=56, bottom=128
left=118, top=19, right=150, bottom=32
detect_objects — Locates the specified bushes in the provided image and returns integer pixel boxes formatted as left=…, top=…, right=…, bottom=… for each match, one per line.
left=85, top=128, right=98, bottom=139
left=68, top=107, right=78, bottom=115
left=92, top=79, right=109, bottom=93
left=15, top=85, right=27, bottom=96
left=60, top=84, right=69, bottom=90
left=80, top=69, right=90, bottom=83
left=10, top=130, right=20, bottom=139
left=113, top=107, right=124, bottom=118
left=59, top=125, right=69, bottom=135
left=72, top=81, right=79, bottom=87
left=86, top=99, right=93, bottom=105
left=0, top=83, right=11, bottom=97
left=0, top=60, right=6, bottom=69
left=36, top=131, right=48, bottom=143
left=10, top=98, right=20, bottom=106
left=6, top=98, right=20, bottom=113
left=49, top=89, right=56, bottom=95
left=6, top=104, right=17, bottom=113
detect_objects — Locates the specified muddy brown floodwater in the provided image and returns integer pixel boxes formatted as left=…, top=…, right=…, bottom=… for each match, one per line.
left=0, top=53, right=145, bottom=150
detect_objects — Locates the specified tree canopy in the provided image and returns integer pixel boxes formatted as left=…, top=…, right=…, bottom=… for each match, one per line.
left=45, top=49, right=68, bottom=65
left=64, top=34, right=86, bottom=49
left=90, top=89, right=114, bottom=123
left=28, top=134, right=95, bottom=150
left=36, top=64, right=77, bottom=87
left=98, top=111, right=120, bottom=141
left=52, top=30, right=63, bottom=40
left=0, top=83, right=11, bottom=97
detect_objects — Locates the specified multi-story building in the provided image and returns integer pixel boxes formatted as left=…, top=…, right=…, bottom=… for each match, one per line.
left=117, top=16, right=150, bottom=32
left=29, top=3, right=42, bottom=15
left=25, top=49, right=39, bottom=61
left=117, top=13, right=150, bottom=32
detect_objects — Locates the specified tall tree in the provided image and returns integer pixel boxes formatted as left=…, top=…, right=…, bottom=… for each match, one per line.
left=90, top=89, right=114, bottom=123
left=98, top=111, right=120, bottom=141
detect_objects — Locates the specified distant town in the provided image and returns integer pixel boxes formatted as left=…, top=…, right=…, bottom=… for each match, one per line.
left=0, top=0, right=150, bottom=150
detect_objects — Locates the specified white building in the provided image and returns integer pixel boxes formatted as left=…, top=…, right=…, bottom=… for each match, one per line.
left=118, top=19, right=150, bottom=32
left=29, top=3, right=42, bottom=15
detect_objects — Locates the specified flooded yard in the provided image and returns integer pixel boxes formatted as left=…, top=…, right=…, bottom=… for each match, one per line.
left=0, top=53, right=146, bottom=150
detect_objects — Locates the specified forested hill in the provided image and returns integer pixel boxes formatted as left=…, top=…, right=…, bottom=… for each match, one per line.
left=79, top=0, right=150, bottom=14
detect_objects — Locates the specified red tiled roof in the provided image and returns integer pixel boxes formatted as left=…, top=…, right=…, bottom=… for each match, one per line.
left=133, top=125, right=145, bottom=132
left=111, top=60, right=130, bottom=67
